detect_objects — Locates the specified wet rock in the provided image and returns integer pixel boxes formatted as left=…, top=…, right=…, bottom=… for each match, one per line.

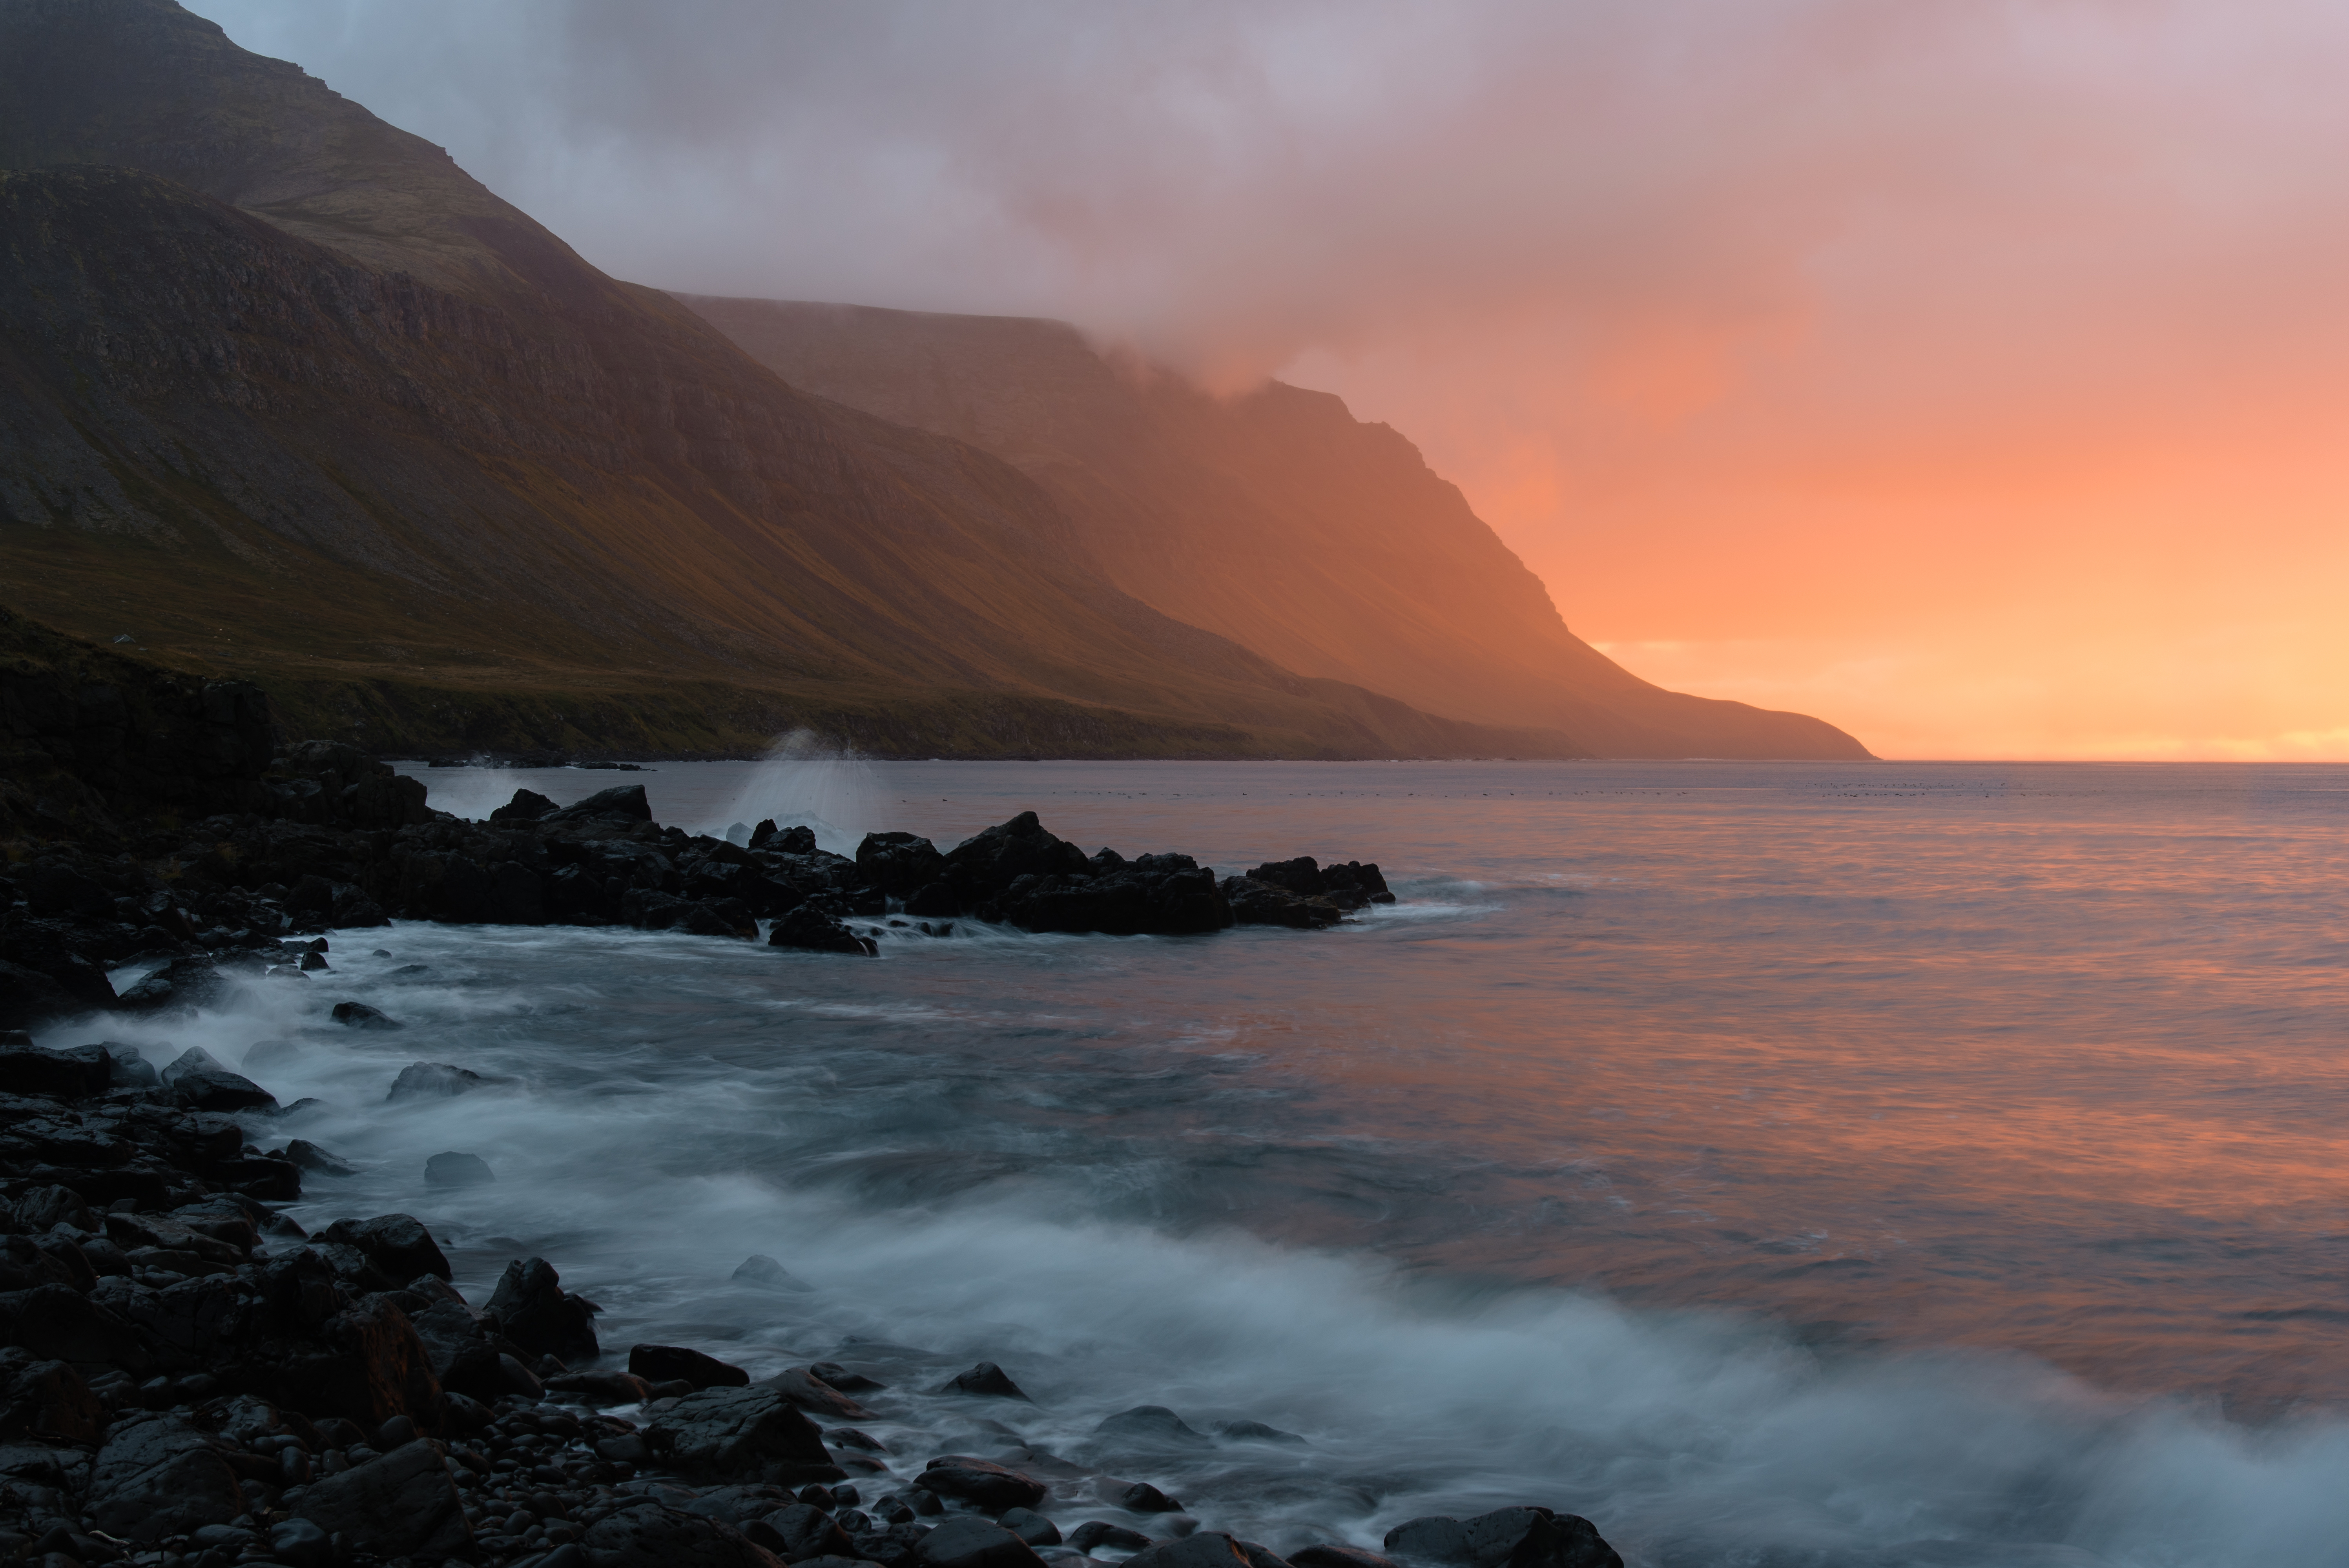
left=491, top=788, right=561, bottom=823
left=330, top=1000, right=402, bottom=1029
left=1123, top=1538, right=1289, bottom=1568
left=547, top=1368, right=656, bottom=1404
left=768, top=1366, right=875, bottom=1419
left=939, top=1361, right=1031, bottom=1401
left=293, top=1435, right=476, bottom=1559
left=0, top=1352, right=104, bottom=1442
left=770, top=905, right=879, bottom=956
left=1289, top=1549, right=1398, bottom=1568
left=269, top=1515, right=334, bottom=1568
left=9, top=1184, right=96, bottom=1233
left=915, top=1456, right=1047, bottom=1512
left=998, top=1509, right=1061, bottom=1548
left=317, top=1214, right=452, bottom=1282
left=0, top=1284, right=151, bottom=1371
left=733, top=1254, right=812, bottom=1291
left=645, top=1384, right=837, bottom=1480
left=1219, top=877, right=1343, bottom=930
left=633, top=1343, right=751, bottom=1390
left=1382, top=1509, right=1621, bottom=1568
left=84, top=1411, right=244, bottom=1540
left=917, top=1515, right=1049, bottom=1568
left=757, top=1500, right=858, bottom=1560
left=1214, top=1420, right=1306, bottom=1445
left=1115, top=1481, right=1182, bottom=1513
left=0, top=1042, right=111, bottom=1099
left=387, top=1060, right=508, bottom=1100
left=545, top=782, right=655, bottom=824
left=425, top=1150, right=495, bottom=1186
left=806, top=1361, right=886, bottom=1393
left=160, top=1047, right=276, bottom=1111
left=1067, top=1522, right=1156, bottom=1555
left=281, top=1291, right=444, bottom=1428
left=856, top=832, right=947, bottom=895
left=113, top=957, right=229, bottom=1013
left=283, top=1139, right=358, bottom=1176
left=485, top=1256, right=600, bottom=1361
left=1094, top=1405, right=1212, bottom=1450
left=587, top=1498, right=785, bottom=1566
left=298, top=949, right=331, bottom=971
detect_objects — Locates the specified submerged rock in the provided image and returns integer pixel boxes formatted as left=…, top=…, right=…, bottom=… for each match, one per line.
left=938, top=1361, right=1031, bottom=1401
left=424, top=1150, right=495, bottom=1186
left=769, top=904, right=878, bottom=956
left=632, top=1342, right=751, bottom=1389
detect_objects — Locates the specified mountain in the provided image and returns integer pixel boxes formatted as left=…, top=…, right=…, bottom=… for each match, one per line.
left=677, top=300, right=1869, bottom=759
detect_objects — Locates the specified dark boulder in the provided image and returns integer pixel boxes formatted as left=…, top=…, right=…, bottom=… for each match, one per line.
left=485, top=1256, right=600, bottom=1361
left=632, top=1343, right=751, bottom=1390
left=733, top=1254, right=812, bottom=1291
left=0, top=1041, right=111, bottom=1098
left=283, top=1293, right=444, bottom=1430
left=114, top=957, right=230, bottom=1012
left=387, top=1060, right=505, bottom=1100
left=425, top=1150, right=495, bottom=1187
left=545, top=784, right=654, bottom=825
left=0, top=1351, right=105, bottom=1443
left=767, top=1365, right=875, bottom=1419
left=997, top=1509, right=1061, bottom=1548
left=941, top=812, right=1089, bottom=902
left=160, top=1047, right=275, bottom=1111
left=770, top=905, right=877, bottom=956
left=643, top=1384, right=837, bottom=1480
left=1290, top=1550, right=1398, bottom=1568
left=1116, top=1480, right=1182, bottom=1513
left=283, top=1139, right=357, bottom=1176
left=84, top=1412, right=245, bottom=1540
left=856, top=832, right=947, bottom=895
left=0, top=1284, right=151, bottom=1371
left=915, top=1456, right=1047, bottom=1511
left=318, top=1215, right=452, bottom=1282
left=1220, top=877, right=1343, bottom=929
left=917, top=1515, right=1049, bottom=1568
left=547, top=1368, right=656, bottom=1404
left=1216, top=1419, right=1307, bottom=1445
left=1123, top=1537, right=1286, bottom=1568
left=1094, top=1404, right=1214, bottom=1450
left=682, top=898, right=761, bottom=938
left=1382, top=1509, right=1621, bottom=1568
left=756, top=1501, right=856, bottom=1560
left=1320, top=861, right=1395, bottom=908
left=490, top=788, right=560, bottom=822
left=331, top=1000, right=402, bottom=1029
left=292, top=1435, right=476, bottom=1560
left=586, top=1499, right=786, bottom=1568
left=938, top=1361, right=1030, bottom=1401
left=1067, top=1522, right=1156, bottom=1555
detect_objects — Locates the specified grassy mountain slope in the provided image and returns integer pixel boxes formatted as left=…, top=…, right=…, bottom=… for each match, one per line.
left=680, top=299, right=1871, bottom=760
left=0, top=0, right=1580, bottom=759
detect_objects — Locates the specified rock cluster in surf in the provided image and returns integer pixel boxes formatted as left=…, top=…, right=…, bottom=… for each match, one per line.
left=4, top=738, right=1396, bottom=1031
left=0, top=1040, right=1624, bottom=1568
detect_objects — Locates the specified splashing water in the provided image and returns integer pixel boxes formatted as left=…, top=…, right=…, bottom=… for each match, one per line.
left=707, top=728, right=878, bottom=851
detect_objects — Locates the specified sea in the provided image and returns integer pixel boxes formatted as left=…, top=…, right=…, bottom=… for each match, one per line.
left=70, top=757, right=2349, bottom=1567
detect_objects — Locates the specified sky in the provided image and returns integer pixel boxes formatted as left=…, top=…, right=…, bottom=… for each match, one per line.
left=188, top=0, right=2349, bottom=760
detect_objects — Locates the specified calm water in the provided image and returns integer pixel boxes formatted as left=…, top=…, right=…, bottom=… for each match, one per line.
left=69, top=759, right=2349, bottom=1566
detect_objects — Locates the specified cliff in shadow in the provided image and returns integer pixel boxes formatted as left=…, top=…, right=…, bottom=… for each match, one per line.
left=679, top=299, right=1872, bottom=760
left=0, top=0, right=1579, bottom=760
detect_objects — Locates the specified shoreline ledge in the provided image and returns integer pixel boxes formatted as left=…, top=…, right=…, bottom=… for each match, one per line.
left=5, top=738, right=1396, bottom=1033
left=0, top=1043, right=1624, bottom=1568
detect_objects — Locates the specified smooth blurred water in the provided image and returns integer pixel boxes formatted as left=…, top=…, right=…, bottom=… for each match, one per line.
left=70, top=760, right=2349, bottom=1566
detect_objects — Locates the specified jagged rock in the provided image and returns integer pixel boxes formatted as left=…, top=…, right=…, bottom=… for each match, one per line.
left=1220, top=876, right=1344, bottom=929
left=160, top=1047, right=275, bottom=1111
left=292, top=1435, right=475, bottom=1559
left=732, top=1254, right=811, bottom=1291
left=484, top=1256, right=599, bottom=1360
left=631, top=1343, right=750, bottom=1390
left=424, top=1150, right=494, bottom=1186
left=938, top=1361, right=1030, bottom=1401
left=917, top=1515, right=1048, bottom=1568
left=915, top=1456, right=1047, bottom=1511
left=115, top=957, right=233, bottom=1012
left=281, top=1293, right=444, bottom=1429
left=1382, top=1508, right=1621, bottom=1568
left=317, top=1214, right=452, bottom=1282
left=330, top=1000, right=401, bottom=1029
left=545, top=784, right=653, bottom=825
left=84, top=1412, right=244, bottom=1540
left=1094, top=1404, right=1213, bottom=1449
left=282, top=1138, right=357, bottom=1176
left=769, top=905, right=878, bottom=956
left=644, top=1384, right=837, bottom=1480
left=585, top=1499, right=785, bottom=1567
left=856, top=831, right=947, bottom=894
left=490, top=788, right=560, bottom=822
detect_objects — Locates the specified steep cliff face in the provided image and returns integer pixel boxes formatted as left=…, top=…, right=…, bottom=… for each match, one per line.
left=680, top=299, right=1872, bottom=760
left=0, top=0, right=1580, bottom=760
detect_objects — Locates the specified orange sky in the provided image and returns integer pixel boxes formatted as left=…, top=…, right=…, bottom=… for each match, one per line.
left=195, top=0, right=2349, bottom=758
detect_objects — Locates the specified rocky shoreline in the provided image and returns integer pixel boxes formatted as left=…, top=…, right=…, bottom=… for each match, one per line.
left=0, top=1032, right=1624, bottom=1568
left=5, top=739, right=1394, bottom=1027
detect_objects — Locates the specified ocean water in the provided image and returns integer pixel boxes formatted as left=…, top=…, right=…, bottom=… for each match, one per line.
left=66, top=758, right=2349, bottom=1567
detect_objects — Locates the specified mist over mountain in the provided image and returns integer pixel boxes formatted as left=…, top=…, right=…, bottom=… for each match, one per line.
left=681, top=299, right=1867, bottom=758
left=0, top=0, right=1864, bottom=760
